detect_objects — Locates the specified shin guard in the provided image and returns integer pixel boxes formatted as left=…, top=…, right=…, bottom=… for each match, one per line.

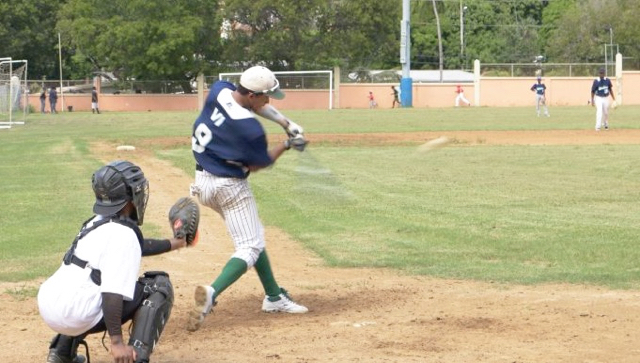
left=128, top=271, right=174, bottom=362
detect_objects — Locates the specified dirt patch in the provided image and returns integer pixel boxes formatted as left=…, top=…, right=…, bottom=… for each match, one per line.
left=140, top=129, right=640, bottom=149
left=3, top=130, right=640, bottom=362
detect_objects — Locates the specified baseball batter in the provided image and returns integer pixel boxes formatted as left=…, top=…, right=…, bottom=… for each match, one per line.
left=591, top=68, right=615, bottom=131
left=188, top=66, right=308, bottom=332
left=530, top=77, right=550, bottom=117
left=38, top=160, right=186, bottom=363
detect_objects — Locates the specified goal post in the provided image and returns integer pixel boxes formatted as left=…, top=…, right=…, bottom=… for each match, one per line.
left=218, top=70, right=333, bottom=110
left=0, top=58, right=28, bottom=128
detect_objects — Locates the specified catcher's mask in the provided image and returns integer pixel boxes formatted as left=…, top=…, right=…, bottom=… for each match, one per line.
left=92, top=160, right=149, bottom=225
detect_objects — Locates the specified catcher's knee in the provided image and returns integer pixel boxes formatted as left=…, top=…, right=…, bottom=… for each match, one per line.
left=129, top=271, right=174, bottom=362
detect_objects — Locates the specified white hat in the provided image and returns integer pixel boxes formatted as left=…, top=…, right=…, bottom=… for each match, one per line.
left=239, top=66, right=285, bottom=100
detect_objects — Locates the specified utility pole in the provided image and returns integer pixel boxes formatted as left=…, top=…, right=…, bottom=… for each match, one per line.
left=400, top=0, right=412, bottom=107
left=459, top=2, right=468, bottom=70
left=460, top=1, right=463, bottom=70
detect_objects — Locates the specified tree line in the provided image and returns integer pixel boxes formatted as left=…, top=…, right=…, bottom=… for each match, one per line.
left=1, top=0, right=639, bottom=85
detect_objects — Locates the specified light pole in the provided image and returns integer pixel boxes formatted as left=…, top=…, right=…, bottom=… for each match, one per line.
left=460, top=2, right=467, bottom=70
left=605, top=25, right=614, bottom=76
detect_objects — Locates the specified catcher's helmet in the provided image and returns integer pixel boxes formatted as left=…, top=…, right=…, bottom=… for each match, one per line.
left=92, top=160, right=149, bottom=225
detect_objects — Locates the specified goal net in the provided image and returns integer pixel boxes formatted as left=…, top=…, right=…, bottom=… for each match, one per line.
left=218, top=70, right=333, bottom=109
left=0, top=58, right=28, bottom=128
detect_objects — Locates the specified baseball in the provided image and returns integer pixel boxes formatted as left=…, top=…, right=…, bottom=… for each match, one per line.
left=417, top=136, right=452, bottom=152
left=116, top=145, right=136, bottom=151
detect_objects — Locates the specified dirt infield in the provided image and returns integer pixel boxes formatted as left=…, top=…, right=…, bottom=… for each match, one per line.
left=3, top=130, right=640, bottom=362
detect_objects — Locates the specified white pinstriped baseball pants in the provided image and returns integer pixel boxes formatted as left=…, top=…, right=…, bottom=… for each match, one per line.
left=191, top=170, right=265, bottom=267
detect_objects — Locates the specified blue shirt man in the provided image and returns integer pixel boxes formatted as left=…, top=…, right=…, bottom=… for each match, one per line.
left=187, top=66, right=309, bottom=333
left=590, top=68, right=615, bottom=131
left=530, top=77, right=549, bottom=117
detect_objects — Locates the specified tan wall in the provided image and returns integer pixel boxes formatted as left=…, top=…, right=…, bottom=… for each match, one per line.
left=479, top=78, right=596, bottom=107
left=621, top=71, right=640, bottom=105
left=27, top=72, right=640, bottom=112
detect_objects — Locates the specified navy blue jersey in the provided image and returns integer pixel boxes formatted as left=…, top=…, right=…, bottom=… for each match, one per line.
left=192, top=81, right=272, bottom=178
left=531, top=83, right=546, bottom=95
left=591, top=77, right=612, bottom=97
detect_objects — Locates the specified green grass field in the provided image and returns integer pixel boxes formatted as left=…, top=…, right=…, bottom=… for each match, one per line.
left=2, top=106, right=640, bottom=289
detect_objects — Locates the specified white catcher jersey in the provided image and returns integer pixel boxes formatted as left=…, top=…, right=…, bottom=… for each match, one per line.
left=38, top=216, right=142, bottom=336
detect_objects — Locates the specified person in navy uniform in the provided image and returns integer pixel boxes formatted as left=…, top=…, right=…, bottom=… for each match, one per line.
left=530, top=77, right=550, bottom=117
left=187, top=66, right=308, bottom=333
left=590, top=68, right=615, bottom=131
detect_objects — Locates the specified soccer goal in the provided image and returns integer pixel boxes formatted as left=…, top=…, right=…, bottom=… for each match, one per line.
left=218, top=70, right=333, bottom=109
left=0, top=58, right=28, bottom=129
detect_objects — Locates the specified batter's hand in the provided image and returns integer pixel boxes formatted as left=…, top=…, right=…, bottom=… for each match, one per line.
left=284, top=120, right=304, bottom=137
left=285, top=134, right=308, bottom=152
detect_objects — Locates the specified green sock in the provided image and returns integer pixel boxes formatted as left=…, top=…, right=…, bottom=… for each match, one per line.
left=211, top=257, right=247, bottom=298
left=254, top=250, right=281, bottom=298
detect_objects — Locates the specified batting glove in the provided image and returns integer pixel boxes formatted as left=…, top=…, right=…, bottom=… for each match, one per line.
left=284, top=134, right=308, bottom=152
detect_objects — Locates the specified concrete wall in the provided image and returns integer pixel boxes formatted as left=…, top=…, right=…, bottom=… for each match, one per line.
left=27, top=71, right=640, bottom=112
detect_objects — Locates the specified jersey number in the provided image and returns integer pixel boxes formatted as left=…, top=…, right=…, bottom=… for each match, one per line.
left=192, top=109, right=226, bottom=153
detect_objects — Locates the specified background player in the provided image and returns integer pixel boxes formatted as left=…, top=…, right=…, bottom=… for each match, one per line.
left=454, top=84, right=471, bottom=107
left=91, top=86, right=100, bottom=114
left=591, top=67, right=615, bottom=131
left=368, top=91, right=377, bottom=108
left=530, top=77, right=550, bottom=117
left=38, top=160, right=186, bottom=363
left=188, top=66, right=308, bottom=332
left=391, top=86, right=400, bottom=108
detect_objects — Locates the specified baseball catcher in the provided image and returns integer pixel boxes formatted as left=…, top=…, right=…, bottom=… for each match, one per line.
left=38, top=160, right=187, bottom=363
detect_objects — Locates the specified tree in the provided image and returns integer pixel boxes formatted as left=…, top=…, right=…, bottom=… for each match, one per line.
left=0, top=0, right=63, bottom=80
left=545, top=0, right=640, bottom=68
left=57, top=0, right=224, bottom=88
left=220, top=0, right=400, bottom=71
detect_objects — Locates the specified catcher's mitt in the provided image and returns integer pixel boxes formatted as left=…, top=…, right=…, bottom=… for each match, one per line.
left=168, top=197, right=200, bottom=246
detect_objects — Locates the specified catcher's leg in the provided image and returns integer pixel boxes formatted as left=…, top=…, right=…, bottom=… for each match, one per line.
left=128, top=271, right=174, bottom=363
left=47, top=334, right=88, bottom=363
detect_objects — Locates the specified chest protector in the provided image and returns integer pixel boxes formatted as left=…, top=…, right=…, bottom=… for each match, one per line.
left=62, top=216, right=144, bottom=285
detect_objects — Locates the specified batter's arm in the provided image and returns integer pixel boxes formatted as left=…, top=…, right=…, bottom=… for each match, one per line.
left=255, top=104, right=288, bottom=128
left=255, top=104, right=303, bottom=136
left=246, top=141, right=289, bottom=172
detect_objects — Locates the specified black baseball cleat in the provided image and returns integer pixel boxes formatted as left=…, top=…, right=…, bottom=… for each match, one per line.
left=47, top=335, right=89, bottom=363
left=46, top=351, right=86, bottom=363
